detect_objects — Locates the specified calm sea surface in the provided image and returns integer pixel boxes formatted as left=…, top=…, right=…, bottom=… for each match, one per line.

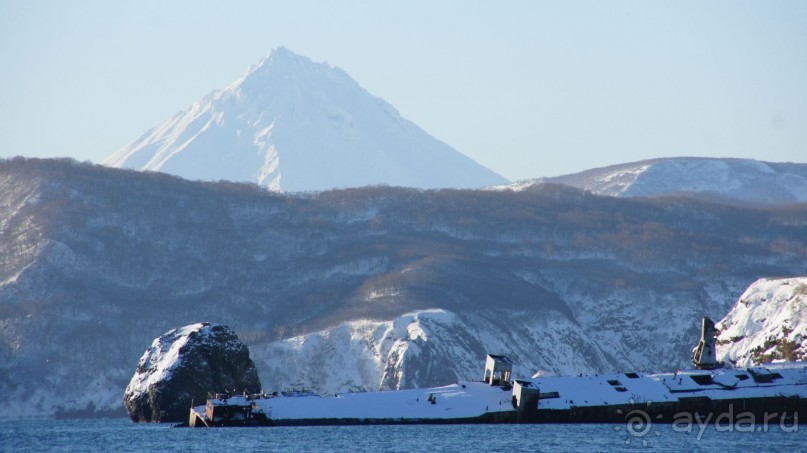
left=1, top=418, right=805, bottom=452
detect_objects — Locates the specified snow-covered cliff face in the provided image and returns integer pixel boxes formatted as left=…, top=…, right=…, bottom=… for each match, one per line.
left=264, top=278, right=807, bottom=396
left=497, top=158, right=807, bottom=205
left=103, top=47, right=507, bottom=192
left=255, top=309, right=617, bottom=394
left=2, top=159, right=807, bottom=418
left=254, top=283, right=728, bottom=395
left=716, top=277, right=807, bottom=366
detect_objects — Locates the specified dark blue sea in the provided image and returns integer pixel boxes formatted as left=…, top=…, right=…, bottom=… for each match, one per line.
left=1, top=418, right=805, bottom=452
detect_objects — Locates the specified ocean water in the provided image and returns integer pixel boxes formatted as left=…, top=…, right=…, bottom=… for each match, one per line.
left=1, top=418, right=805, bottom=452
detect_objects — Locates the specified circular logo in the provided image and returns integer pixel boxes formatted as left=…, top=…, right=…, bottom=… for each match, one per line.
left=625, top=409, right=652, bottom=437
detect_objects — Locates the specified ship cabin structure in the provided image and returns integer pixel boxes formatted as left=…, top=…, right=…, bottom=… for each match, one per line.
left=484, top=354, right=513, bottom=386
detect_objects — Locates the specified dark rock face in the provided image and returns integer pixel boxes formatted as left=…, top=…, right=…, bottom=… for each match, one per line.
left=123, top=322, right=261, bottom=423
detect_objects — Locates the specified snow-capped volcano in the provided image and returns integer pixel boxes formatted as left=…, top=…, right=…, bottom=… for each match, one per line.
left=494, top=158, right=807, bottom=205
left=103, top=47, right=508, bottom=191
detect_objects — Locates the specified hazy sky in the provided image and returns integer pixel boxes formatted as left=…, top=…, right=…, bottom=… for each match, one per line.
left=1, top=1, right=805, bottom=180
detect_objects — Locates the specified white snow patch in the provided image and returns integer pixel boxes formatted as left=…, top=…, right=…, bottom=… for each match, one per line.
left=124, top=323, right=210, bottom=399
left=717, top=277, right=807, bottom=366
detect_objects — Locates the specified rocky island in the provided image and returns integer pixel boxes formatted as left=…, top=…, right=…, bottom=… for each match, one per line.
left=123, top=322, right=261, bottom=423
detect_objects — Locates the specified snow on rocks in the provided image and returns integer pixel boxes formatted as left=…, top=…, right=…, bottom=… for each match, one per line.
left=256, top=310, right=468, bottom=395
left=123, top=322, right=261, bottom=423
left=716, top=277, right=807, bottom=366
left=254, top=308, right=617, bottom=396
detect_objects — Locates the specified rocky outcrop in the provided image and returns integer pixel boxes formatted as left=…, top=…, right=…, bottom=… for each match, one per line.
left=123, top=323, right=261, bottom=423
left=716, top=277, right=807, bottom=366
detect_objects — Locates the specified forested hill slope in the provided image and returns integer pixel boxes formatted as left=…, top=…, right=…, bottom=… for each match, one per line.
left=1, top=157, right=806, bottom=417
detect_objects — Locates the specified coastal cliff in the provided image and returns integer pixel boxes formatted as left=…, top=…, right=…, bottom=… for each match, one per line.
left=717, top=277, right=807, bottom=366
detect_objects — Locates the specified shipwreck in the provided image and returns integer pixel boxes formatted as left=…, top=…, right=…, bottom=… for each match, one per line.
left=187, top=318, right=807, bottom=427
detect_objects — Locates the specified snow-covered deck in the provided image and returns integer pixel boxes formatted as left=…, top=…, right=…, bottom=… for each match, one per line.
left=253, top=382, right=516, bottom=421
left=531, top=362, right=807, bottom=410
left=190, top=361, right=807, bottom=425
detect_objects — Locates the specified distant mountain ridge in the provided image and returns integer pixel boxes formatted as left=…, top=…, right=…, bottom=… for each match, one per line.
left=103, top=47, right=507, bottom=192
left=3, top=158, right=807, bottom=418
left=494, top=157, right=807, bottom=205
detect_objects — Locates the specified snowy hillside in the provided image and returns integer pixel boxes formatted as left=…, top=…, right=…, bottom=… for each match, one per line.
left=103, top=47, right=507, bottom=191
left=3, top=159, right=807, bottom=418
left=495, top=158, right=807, bottom=204
left=716, top=277, right=807, bottom=366
left=255, top=309, right=616, bottom=395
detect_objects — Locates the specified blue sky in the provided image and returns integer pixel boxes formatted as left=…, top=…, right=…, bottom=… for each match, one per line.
left=1, top=0, right=805, bottom=179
